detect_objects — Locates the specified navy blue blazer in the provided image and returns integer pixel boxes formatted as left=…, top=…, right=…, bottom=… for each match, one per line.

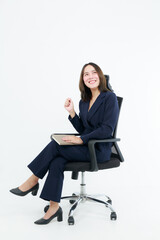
left=69, top=91, right=119, bottom=162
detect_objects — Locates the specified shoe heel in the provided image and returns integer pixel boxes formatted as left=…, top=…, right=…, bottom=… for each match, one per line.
left=57, top=212, right=63, bottom=222
left=32, top=188, right=38, bottom=196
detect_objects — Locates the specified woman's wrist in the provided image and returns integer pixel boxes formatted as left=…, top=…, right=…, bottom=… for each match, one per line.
left=69, top=111, right=76, bottom=119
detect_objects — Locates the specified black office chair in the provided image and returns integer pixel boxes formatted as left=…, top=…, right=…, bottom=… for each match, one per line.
left=45, top=75, right=124, bottom=225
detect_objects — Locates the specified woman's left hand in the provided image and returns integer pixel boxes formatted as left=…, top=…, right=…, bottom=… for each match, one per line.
left=62, top=136, right=83, bottom=145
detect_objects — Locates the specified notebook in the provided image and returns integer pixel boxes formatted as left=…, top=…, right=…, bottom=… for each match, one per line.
left=51, top=134, right=79, bottom=145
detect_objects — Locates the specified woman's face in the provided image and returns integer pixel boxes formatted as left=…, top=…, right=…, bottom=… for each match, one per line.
left=83, top=65, right=100, bottom=90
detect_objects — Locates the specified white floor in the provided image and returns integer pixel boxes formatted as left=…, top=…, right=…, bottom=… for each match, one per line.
left=1, top=176, right=160, bottom=240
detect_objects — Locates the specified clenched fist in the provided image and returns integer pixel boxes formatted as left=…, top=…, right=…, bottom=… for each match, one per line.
left=64, top=98, right=75, bottom=118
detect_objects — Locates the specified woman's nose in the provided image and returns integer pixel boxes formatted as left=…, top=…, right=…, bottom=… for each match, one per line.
left=88, top=73, right=94, bottom=79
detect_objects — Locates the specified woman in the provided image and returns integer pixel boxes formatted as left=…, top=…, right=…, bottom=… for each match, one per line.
left=10, top=62, right=119, bottom=225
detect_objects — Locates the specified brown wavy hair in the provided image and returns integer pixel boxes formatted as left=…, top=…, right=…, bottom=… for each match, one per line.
left=79, top=62, right=108, bottom=101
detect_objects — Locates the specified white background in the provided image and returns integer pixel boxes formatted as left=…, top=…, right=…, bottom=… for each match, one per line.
left=0, top=0, right=160, bottom=239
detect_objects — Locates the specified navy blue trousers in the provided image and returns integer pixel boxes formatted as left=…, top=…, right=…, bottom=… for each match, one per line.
left=28, top=140, right=91, bottom=203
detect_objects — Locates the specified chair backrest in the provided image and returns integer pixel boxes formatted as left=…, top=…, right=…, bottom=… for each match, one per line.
left=104, top=75, right=124, bottom=162
left=104, top=74, right=123, bottom=137
left=104, top=75, right=114, bottom=92
left=113, top=96, right=123, bottom=138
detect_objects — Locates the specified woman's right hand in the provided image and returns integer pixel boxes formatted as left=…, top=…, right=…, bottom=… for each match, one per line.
left=64, top=98, right=75, bottom=117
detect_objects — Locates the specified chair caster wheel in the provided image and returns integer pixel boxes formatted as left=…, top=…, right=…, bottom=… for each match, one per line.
left=44, top=205, right=49, bottom=213
left=107, top=199, right=112, bottom=205
left=69, top=199, right=76, bottom=204
left=69, top=193, right=76, bottom=204
left=110, top=212, right=117, bottom=220
left=68, top=216, right=75, bottom=225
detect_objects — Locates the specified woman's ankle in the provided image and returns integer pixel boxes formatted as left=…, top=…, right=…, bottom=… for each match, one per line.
left=19, top=175, right=39, bottom=191
left=30, top=174, right=39, bottom=184
left=50, top=201, right=59, bottom=208
left=43, top=202, right=59, bottom=219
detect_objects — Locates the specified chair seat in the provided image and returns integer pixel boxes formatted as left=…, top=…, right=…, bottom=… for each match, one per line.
left=64, top=157, right=120, bottom=172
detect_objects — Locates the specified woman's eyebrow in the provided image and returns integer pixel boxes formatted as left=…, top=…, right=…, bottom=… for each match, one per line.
left=84, top=70, right=96, bottom=74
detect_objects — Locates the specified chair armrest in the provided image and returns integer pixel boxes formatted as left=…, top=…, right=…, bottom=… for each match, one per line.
left=88, top=138, right=120, bottom=172
left=50, top=134, right=123, bottom=170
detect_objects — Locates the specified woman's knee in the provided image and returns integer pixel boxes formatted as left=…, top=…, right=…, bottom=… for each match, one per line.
left=47, top=140, right=58, bottom=149
left=49, top=157, right=67, bottom=172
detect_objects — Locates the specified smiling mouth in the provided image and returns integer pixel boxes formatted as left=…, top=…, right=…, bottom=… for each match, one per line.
left=88, top=80, right=96, bottom=84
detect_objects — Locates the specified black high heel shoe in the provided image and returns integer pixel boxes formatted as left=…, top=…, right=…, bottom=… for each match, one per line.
left=10, top=183, right=39, bottom=196
left=34, top=207, right=63, bottom=225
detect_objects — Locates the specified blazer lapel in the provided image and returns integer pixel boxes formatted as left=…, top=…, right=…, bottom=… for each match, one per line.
left=81, top=101, right=91, bottom=127
left=87, top=92, right=106, bottom=121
